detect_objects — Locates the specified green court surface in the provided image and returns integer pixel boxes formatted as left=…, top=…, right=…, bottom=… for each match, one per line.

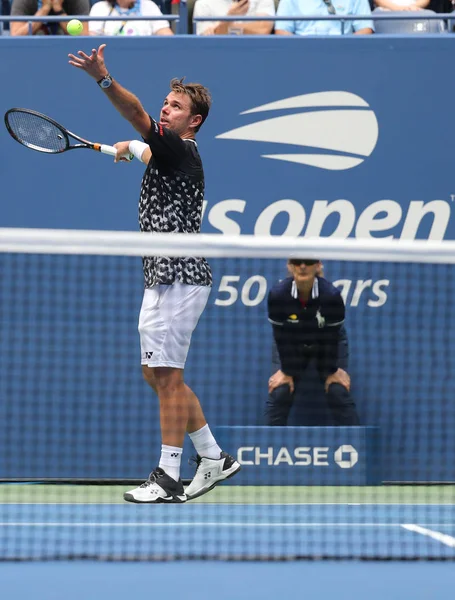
left=1, top=484, right=454, bottom=504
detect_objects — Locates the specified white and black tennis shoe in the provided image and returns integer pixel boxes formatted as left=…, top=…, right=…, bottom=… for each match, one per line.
left=185, top=452, right=241, bottom=501
left=124, top=467, right=187, bottom=504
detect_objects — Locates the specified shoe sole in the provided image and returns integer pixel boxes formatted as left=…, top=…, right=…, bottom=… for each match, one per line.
left=123, top=493, right=187, bottom=504
left=186, top=463, right=241, bottom=501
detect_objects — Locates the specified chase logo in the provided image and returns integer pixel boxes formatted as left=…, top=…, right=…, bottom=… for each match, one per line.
left=216, top=91, right=379, bottom=171
left=334, top=445, right=359, bottom=469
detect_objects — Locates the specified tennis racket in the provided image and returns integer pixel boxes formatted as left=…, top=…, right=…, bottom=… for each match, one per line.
left=4, top=108, right=132, bottom=160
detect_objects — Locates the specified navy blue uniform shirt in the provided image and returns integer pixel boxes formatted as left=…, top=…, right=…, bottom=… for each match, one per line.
left=267, top=276, right=345, bottom=378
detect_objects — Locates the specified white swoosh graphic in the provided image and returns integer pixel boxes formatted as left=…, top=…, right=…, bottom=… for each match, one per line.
left=241, top=91, right=370, bottom=114
left=262, top=154, right=364, bottom=170
left=216, top=110, right=378, bottom=157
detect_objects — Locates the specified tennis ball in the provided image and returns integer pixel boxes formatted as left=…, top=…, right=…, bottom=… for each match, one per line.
left=67, top=19, right=83, bottom=36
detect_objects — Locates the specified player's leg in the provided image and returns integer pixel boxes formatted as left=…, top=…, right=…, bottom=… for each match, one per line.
left=124, top=284, right=202, bottom=503
left=174, top=289, right=240, bottom=500
left=184, top=383, right=241, bottom=501
left=124, top=364, right=189, bottom=504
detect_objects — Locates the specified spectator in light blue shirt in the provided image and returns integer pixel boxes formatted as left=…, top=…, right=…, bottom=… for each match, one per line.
left=275, top=0, right=374, bottom=35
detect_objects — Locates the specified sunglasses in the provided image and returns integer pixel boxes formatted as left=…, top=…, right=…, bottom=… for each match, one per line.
left=288, top=259, right=320, bottom=266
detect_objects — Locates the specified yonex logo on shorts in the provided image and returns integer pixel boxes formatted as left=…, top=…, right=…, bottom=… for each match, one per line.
left=143, top=351, right=154, bottom=360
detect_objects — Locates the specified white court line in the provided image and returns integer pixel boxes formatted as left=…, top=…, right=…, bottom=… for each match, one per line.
left=1, top=503, right=454, bottom=506
left=401, top=524, right=455, bottom=548
left=0, top=522, right=451, bottom=528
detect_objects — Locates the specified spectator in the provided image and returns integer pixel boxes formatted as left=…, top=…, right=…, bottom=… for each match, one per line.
left=266, top=259, right=360, bottom=426
left=265, top=262, right=350, bottom=426
left=428, top=0, right=452, bottom=11
left=373, top=0, right=430, bottom=11
left=275, top=0, right=374, bottom=35
left=10, top=0, right=90, bottom=35
left=193, top=0, right=275, bottom=35
left=1, top=0, right=11, bottom=33
left=89, top=0, right=173, bottom=35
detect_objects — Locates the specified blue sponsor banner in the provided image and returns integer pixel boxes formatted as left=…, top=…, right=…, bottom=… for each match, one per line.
left=1, top=37, right=455, bottom=482
left=214, top=426, right=381, bottom=486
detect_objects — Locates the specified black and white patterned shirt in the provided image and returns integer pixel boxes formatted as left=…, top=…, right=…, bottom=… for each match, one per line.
left=139, top=117, right=212, bottom=288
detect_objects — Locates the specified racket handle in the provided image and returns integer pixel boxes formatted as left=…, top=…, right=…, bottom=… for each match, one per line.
left=94, top=144, right=133, bottom=161
left=98, top=144, right=117, bottom=157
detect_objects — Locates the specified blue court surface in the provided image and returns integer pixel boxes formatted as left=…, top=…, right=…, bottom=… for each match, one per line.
left=1, top=561, right=455, bottom=600
left=1, top=486, right=454, bottom=599
left=1, top=503, right=454, bottom=560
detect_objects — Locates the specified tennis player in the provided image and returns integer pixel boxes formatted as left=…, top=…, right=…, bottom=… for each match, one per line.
left=267, top=258, right=360, bottom=426
left=68, top=44, right=240, bottom=503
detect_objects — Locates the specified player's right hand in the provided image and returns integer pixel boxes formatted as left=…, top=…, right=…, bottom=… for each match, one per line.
left=113, top=141, right=133, bottom=163
left=68, top=44, right=109, bottom=82
left=269, top=370, right=294, bottom=394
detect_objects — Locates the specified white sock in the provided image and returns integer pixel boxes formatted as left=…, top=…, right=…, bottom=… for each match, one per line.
left=189, top=424, right=222, bottom=460
left=158, top=445, right=182, bottom=482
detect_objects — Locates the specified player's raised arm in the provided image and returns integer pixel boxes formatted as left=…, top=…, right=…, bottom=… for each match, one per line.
left=68, top=44, right=152, bottom=140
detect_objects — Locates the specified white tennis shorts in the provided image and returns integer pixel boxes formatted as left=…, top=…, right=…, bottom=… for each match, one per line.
left=138, top=283, right=211, bottom=369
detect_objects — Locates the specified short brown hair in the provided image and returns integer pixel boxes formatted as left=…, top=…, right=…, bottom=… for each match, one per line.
left=170, top=78, right=212, bottom=133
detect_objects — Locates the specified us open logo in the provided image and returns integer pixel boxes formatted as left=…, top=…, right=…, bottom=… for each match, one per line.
left=216, top=91, right=379, bottom=171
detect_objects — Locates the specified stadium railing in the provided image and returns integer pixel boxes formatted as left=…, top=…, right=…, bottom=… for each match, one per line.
left=1, top=10, right=454, bottom=36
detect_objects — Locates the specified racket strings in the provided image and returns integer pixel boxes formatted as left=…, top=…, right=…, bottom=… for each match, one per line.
left=7, top=111, right=68, bottom=153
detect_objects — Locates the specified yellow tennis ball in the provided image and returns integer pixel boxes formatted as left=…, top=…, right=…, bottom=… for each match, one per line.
left=67, top=19, right=83, bottom=36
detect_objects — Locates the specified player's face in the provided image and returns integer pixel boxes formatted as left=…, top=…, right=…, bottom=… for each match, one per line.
left=160, top=92, right=201, bottom=135
left=288, top=260, right=321, bottom=284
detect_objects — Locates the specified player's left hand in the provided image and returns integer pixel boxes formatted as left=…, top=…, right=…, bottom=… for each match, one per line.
left=113, top=141, right=133, bottom=163
left=325, top=368, right=350, bottom=393
left=68, top=44, right=109, bottom=81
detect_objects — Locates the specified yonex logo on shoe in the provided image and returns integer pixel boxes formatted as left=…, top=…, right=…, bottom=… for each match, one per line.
left=204, top=472, right=212, bottom=480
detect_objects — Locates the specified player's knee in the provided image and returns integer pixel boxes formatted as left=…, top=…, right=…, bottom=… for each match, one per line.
left=142, top=365, right=157, bottom=391
left=152, top=367, right=184, bottom=395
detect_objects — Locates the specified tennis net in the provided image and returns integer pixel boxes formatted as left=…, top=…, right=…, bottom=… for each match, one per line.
left=0, top=228, right=454, bottom=561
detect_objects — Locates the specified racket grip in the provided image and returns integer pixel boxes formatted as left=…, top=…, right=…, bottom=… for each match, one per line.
left=96, top=144, right=134, bottom=162
left=98, top=144, right=118, bottom=157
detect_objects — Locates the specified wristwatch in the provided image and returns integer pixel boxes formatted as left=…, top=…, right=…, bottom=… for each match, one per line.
left=97, top=74, right=113, bottom=89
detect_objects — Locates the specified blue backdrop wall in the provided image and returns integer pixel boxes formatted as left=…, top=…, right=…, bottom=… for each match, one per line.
left=0, top=36, right=454, bottom=482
